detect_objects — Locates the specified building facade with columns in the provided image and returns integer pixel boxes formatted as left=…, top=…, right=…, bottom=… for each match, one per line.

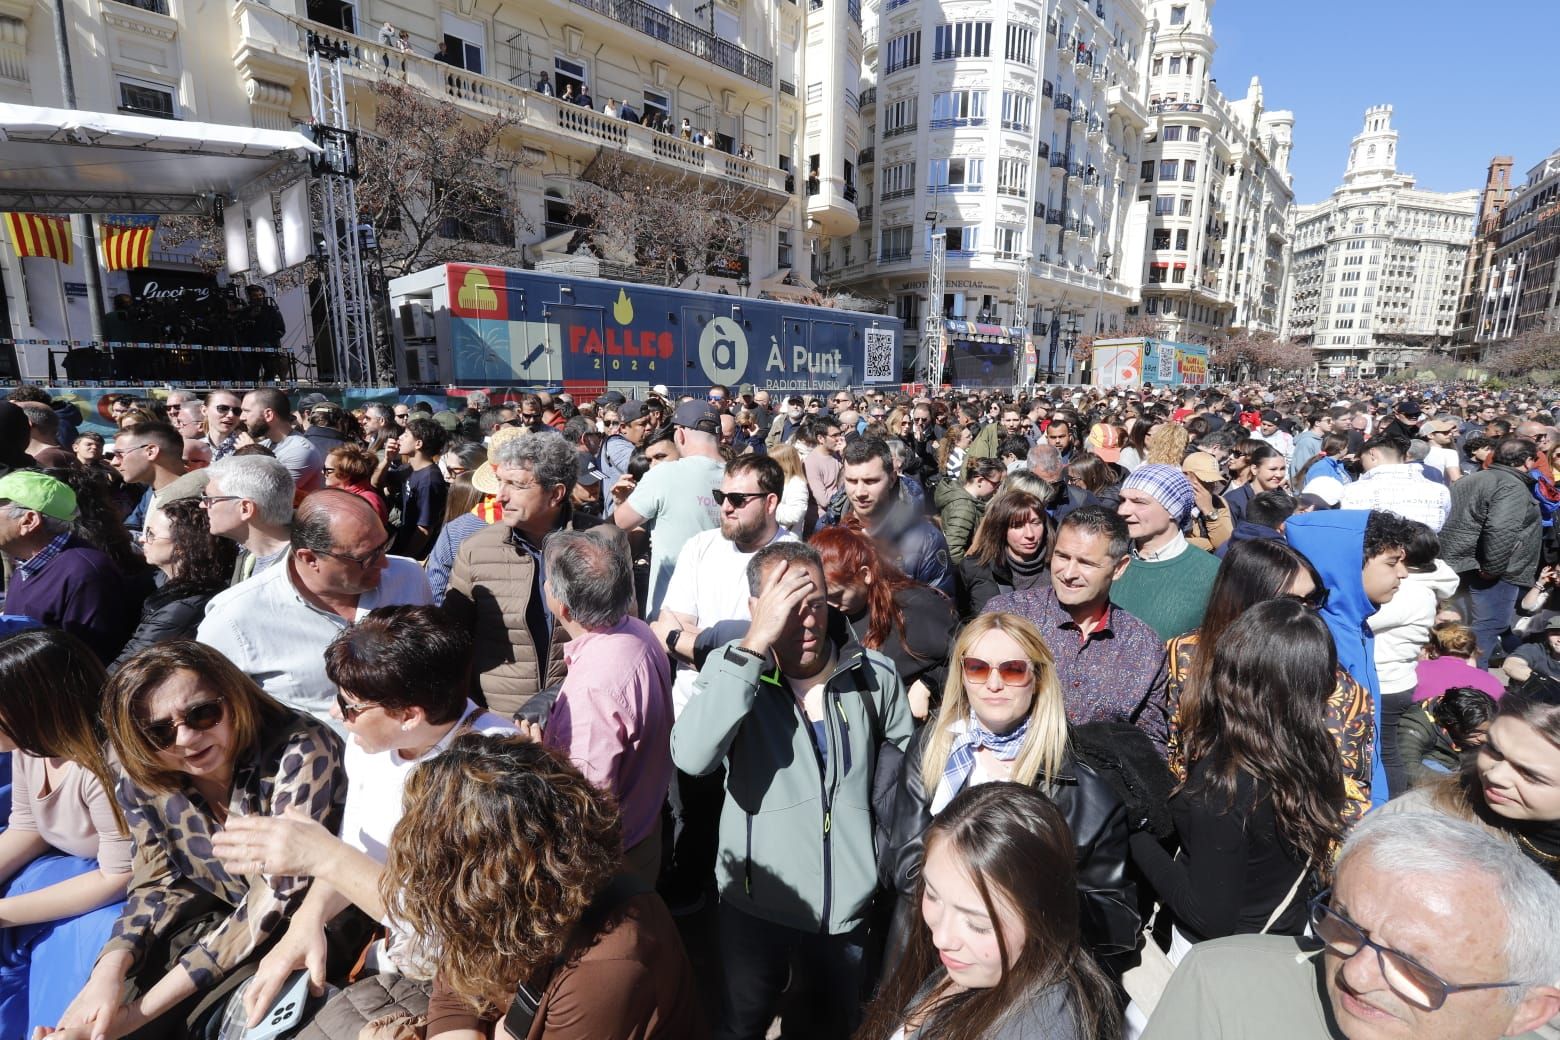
left=1284, top=105, right=1477, bottom=377
left=825, top=0, right=1152, bottom=384
left=1126, top=0, right=1295, bottom=344
left=0, top=0, right=816, bottom=358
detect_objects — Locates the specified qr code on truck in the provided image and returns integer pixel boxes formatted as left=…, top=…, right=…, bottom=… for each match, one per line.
left=864, top=328, right=895, bottom=382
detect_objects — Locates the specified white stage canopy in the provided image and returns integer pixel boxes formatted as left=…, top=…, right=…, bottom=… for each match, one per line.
left=0, top=104, right=320, bottom=216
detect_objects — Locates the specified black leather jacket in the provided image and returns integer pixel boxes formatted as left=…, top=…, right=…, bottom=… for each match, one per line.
left=882, top=723, right=1140, bottom=960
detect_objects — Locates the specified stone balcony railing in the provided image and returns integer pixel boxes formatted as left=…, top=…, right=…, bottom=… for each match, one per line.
left=232, top=2, right=786, bottom=197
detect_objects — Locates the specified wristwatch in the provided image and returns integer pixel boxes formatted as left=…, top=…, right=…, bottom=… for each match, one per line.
left=664, top=628, right=680, bottom=654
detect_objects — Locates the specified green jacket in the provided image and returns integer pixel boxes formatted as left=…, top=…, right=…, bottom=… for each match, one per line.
left=670, top=625, right=913, bottom=934
left=933, top=478, right=985, bottom=564
left=967, top=419, right=1003, bottom=466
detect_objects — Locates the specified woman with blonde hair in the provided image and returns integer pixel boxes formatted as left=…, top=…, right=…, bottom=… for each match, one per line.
left=1143, top=422, right=1189, bottom=466
left=767, top=441, right=811, bottom=532
left=885, top=406, right=910, bottom=439
left=882, top=613, right=1137, bottom=967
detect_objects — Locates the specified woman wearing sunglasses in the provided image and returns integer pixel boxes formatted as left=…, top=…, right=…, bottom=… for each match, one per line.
left=1165, top=539, right=1373, bottom=823
left=55, top=641, right=344, bottom=1040
left=0, top=631, right=130, bottom=1040
left=882, top=613, right=1137, bottom=971
left=1131, top=599, right=1345, bottom=959
left=859, top=784, right=1120, bottom=1040
left=109, top=499, right=237, bottom=675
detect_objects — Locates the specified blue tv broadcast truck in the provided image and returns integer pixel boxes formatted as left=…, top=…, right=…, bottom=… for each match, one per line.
left=389, top=263, right=902, bottom=396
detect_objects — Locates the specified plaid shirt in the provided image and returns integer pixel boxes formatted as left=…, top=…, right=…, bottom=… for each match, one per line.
left=13, top=531, right=72, bottom=583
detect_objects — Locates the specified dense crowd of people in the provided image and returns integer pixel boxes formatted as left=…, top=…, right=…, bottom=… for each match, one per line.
left=0, top=377, right=1556, bottom=1040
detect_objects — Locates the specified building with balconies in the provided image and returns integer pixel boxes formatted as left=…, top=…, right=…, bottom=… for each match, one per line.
left=0, top=0, right=804, bottom=349
left=1456, top=147, right=1560, bottom=355
left=1451, top=156, right=1514, bottom=353
left=1282, top=105, right=1477, bottom=377
left=825, top=0, right=1150, bottom=384
left=1127, top=0, right=1294, bottom=345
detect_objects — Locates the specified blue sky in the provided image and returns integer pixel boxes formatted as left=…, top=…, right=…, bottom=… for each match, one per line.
left=1207, top=0, right=1560, bottom=206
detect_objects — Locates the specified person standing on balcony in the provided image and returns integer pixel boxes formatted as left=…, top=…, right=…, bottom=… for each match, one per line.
left=535, top=70, right=553, bottom=95
left=604, top=98, right=620, bottom=118
left=577, top=83, right=594, bottom=108
left=620, top=98, right=639, bottom=122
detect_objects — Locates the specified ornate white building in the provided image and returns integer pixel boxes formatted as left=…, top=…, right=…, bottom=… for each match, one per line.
left=1284, top=105, right=1477, bottom=376
left=826, top=0, right=1152, bottom=383
left=1126, top=0, right=1295, bottom=343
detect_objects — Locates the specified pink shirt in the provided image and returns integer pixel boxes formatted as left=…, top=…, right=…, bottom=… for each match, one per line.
left=547, top=616, right=674, bottom=849
left=1413, top=656, right=1504, bottom=703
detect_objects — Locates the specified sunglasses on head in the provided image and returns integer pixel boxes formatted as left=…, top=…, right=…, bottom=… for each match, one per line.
left=961, top=656, right=1033, bottom=685
left=713, top=490, right=766, bottom=508
left=141, top=699, right=225, bottom=750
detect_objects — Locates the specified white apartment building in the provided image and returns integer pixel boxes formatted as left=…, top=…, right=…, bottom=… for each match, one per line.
left=1128, top=0, right=1294, bottom=343
left=1284, top=105, right=1477, bottom=377
left=827, top=0, right=1152, bottom=384
left=0, top=0, right=811, bottom=355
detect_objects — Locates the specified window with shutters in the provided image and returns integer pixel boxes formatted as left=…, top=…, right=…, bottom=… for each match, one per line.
left=885, top=31, right=921, bottom=72
left=933, top=22, right=991, bottom=60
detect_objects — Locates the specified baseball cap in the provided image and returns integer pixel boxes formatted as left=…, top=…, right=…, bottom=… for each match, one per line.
left=431, top=410, right=461, bottom=432
left=1301, top=475, right=1344, bottom=507
left=1396, top=400, right=1423, bottom=419
left=1259, top=409, right=1281, bottom=423
left=597, top=390, right=626, bottom=406
left=0, top=471, right=77, bottom=521
left=576, top=452, right=605, bottom=487
left=1420, top=417, right=1458, bottom=434
left=738, top=383, right=756, bottom=397
left=1545, top=616, right=1560, bottom=633
left=617, top=399, right=648, bottom=424
left=297, top=392, right=330, bottom=410
left=672, top=400, right=721, bottom=433
left=651, top=384, right=671, bottom=398
left=1181, top=451, right=1222, bottom=483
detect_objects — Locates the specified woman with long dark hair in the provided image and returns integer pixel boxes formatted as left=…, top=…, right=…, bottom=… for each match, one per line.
left=1222, top=444, right=1287, bottom=526
left=1166, top=539, right=1372, bottom=822
left=0, top=630, right=130, bottom=1038
left=811, top=526, right=956, bottom=720
left=1131, top=599, right=1346, bottom=950
left=957, top=486, right=1053, bottom=619
left=860, top=783, right=1121, bottom=1040
left=110, top=498, right=238, bottom=673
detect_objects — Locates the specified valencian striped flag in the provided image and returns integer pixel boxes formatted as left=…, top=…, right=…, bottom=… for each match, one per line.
left=100, top=214, right=159, bottom=272
left=3, top=213, right=73, bottom=264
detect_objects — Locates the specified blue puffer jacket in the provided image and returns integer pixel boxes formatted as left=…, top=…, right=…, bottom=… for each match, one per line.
left=1286, top=510, right=1387, bottom=807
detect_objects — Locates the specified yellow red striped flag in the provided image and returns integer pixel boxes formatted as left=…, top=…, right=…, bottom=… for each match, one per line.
left=3, top=213, right=73, bottom=263
left=100, top=215, right=158, bottom=272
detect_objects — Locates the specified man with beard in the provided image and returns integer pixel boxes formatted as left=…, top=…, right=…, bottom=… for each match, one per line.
left=240, top=387, right=323, bottom=492
left=651, top=454, right=795, bottom=913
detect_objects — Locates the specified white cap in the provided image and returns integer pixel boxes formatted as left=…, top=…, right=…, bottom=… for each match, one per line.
left=1302, top=475, right=1344, bottom=507
left=652, top=384, right=670, bottom=397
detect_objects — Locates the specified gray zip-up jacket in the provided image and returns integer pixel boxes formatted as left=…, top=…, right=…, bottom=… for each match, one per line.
left=671, top=623, right=912, bottom=934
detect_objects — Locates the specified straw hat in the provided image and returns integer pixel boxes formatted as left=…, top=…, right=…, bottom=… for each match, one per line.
left=471, top=425, right=528, bottom=495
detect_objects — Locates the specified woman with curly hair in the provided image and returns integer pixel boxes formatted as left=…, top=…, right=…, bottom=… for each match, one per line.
left=1142, top=423, right=1189, bottom=467
left=109, top=498, right=238, bottom=673
left=386, top=734, right=705, bottom=1039
left=1131, top=598, right=1345, bottom=954
left=860, top=784, right=1120, bottom=1040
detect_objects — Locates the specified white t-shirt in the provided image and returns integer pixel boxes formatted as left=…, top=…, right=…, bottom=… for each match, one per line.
left=339, top=700, right=515, bottom=974
left=626, top=454, right=725, bottom=617
left=662, top=526, right=796, bottom=714
left=1424, top=444, right=1460, bottom=477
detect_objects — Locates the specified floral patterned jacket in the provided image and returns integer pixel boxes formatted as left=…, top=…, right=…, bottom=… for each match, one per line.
left=103, top=709, right=345, bottom=988
left=1166, top=631, right=1373, bottom=826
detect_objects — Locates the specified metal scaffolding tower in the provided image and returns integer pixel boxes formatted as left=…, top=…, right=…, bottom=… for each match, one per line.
left=307, top=36, right=375, bottom=384
left=923, top=226, right=946, bottom=387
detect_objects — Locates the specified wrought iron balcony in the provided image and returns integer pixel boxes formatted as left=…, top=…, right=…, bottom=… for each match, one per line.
left=1055, top=93, right=1072, bottom=111
left=567, top=0, right=773, bottom=86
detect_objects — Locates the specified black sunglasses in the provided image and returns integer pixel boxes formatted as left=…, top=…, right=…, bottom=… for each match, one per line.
left=335, top=690, right=379, bottom=723
left=713, top=490, right=767, bottom=508
left=1308, top=890, right=1524, bottom=1011
left=210, top=404, right=240, bottom=415
left=142, top=699, right=225, bottom=750
left=1286, top=587, right=1329, bottom=610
